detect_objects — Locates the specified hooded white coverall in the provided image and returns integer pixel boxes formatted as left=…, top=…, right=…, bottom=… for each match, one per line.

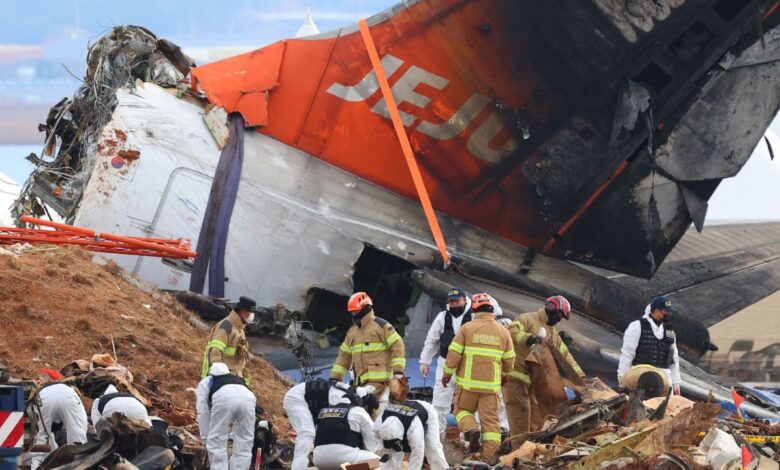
left=31, top=383, right=88, bottom=470
left=419, top=296, right=472, bottom=432
left=196, top=364, right=257, bottom=470
left=617, top=306, right=681, bottom=388
left=312, top=406, right=380, bottom=470
left=283, top=381, right=372, bottom=470
left=376, top=400, right=448, bottom=470
left=90, top=385, right=151, bottom=427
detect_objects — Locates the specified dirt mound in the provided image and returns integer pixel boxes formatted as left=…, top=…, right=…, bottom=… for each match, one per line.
left=0, top=246, right=290, bottom=428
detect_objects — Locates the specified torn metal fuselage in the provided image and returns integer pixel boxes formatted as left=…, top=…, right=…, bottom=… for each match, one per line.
left=12, top=1, right=780, bottom=365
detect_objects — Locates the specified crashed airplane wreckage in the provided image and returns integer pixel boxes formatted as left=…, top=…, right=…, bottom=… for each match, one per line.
left=11, top=0, right=780, bottom=418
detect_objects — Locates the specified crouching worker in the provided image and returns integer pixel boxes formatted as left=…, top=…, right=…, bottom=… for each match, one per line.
left=283, top=378, right=374, bottom=470
left=196, top=362, right=257, bottom=470
left=31, top=369, right=89, bottom=470
left=376, top=400, right=448, bottom=470
left=91, top=384, right=151, bottom=428
left=312, top=392, right=381, bottom=470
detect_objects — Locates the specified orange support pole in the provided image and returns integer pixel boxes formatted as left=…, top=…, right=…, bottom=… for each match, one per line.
left=358, top=19, right=451, bottom=267
left=18, top=216, right=197, bottom=258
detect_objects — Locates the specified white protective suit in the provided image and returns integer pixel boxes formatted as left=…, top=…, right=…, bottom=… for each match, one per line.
left=196, top=362, right=257, bottom=470
left=91, top=385, right=151, bottom=427
left=419, top=296, right=472, bottom=432
left=283, top=381, right=372, bottom=470
left=312, top=406, right=380, bottom=470
left=376, top=400, right=448, bottom=470
left=31, top=383, right=88, bottom=470
left=617, top=306, right=681, bottom=387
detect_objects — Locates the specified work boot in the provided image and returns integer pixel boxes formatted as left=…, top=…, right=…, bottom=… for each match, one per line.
left=464, top=429, right=481, bottom=453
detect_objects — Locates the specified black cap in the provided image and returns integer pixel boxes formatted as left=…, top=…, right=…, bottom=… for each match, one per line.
left=234, top=296, right=257, bottom=311
left=650, top=296, right=674, bottom=313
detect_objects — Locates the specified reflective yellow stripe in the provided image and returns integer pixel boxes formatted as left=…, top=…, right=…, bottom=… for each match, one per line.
left=509, top=370, right=531, bottom=384
left=559, top=342, right=569, bottom=354
left=202, top=340, right=229, bottom=378
left=331, top=364, right=348, bottom=377
left=482, top=432, right=502, bottom=442
left=464, top=346, right=503, bottom=358
left=449, top=341, right=464, bottom=354
left=455, top=376, right=501, bottom=392
left=502, top=349, right=516, bottom=359
left=223, top=347, right=236, bottom=357
left=359, top=370, right=393, bottom=382
left=340, top=342, right=353, bottom=354
left=352, top=342, right=388, bottom=353
left=455, top=410, right=473, bottom=423
left=391, top=357, right=406, bottom=368
left=511, top=321, right=526, bottom=343
left=573, top=364, right=584, bottom=374
left=244, top=376, right=252, bottom=386
left=443, top=366, right=456, bottom=375
left=201, top=351, right=210, bottom=379
left=386, top=332, right=401, bottom=346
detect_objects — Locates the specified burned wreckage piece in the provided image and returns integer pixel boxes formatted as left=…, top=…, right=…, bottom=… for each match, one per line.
left=13, top=25, right=194, bottom=221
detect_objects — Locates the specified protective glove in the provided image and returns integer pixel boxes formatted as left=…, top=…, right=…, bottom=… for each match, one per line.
left=420, top=363, right=429, bottom=378
left=442, top=374, right=451, bottom=388
left=526, top=335, right=543, bottom=346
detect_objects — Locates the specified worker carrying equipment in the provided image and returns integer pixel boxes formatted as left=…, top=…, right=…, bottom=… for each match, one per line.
left=30, top=369, right=89, bottom=470
left=91, top=384, right=151, bottom=428
left=283, top=378, right=374, bottom=470
left=311, top=394, right=381, bottom=470
left=196, top=362, right=257, bottom=470
left=330, top=292, right=406, bottom=398
left=377, top=399, right=448, bottom=470
left=442, top=293, right=515, bottom=460
left=419, top=288, right=472, bottom=433
left=618, top=296, right=681, bottom=395
left=201, top=296, right=255, bottom=384
left=503, top=295, right=585, bottom=446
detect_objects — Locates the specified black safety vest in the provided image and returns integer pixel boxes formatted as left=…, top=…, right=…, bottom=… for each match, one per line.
left=313, top=406, right=364, bottom=449
left=381, top=401, right=428, bottom=453
left=97, top=392, right=142, bottom=414
left=632, top=318, right=675, bottom=368
left=304, top=379, right=361, bottom=423
left=439, top=310, right=471, bottom=358
left=208, top=374, right=247, bottom=406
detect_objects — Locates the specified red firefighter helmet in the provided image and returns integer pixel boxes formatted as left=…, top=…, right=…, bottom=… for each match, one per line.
left=545, top=295, right=572, bottom=320
left=347, top=292, right=373, bottom=314
left=471, top=293, right=495, bottom=313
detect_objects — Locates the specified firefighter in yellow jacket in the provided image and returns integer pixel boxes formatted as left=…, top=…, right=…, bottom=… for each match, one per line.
left=503, top=295, right=585, bottom=445
left=201, top=296, right=255, bottom=385
left=442, top=293, right=514, bottom=460
left=330, top=292, right=406, bottom=398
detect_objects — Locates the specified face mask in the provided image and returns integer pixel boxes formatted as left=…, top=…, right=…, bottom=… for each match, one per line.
left=246, top=312, right=255, bottom=323
left=352, top=306, right=371, bottom=325
left=546, top=310, right=561, bottom=326
left=449, top=305, right=465, bottom=317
